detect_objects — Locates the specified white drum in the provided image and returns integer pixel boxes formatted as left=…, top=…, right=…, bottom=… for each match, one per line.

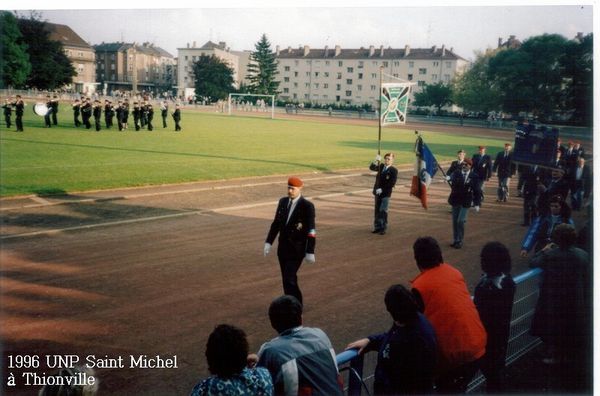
left=33, top=103, right=49, bottom=116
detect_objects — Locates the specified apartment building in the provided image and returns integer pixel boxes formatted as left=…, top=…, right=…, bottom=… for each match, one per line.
left=275, top=44, right=468, bottom=108
left=175, top=41, right=245, bottom=98
left=94, top=42, right=175, bottom=94
left=46, top=22, right=97, bottom=94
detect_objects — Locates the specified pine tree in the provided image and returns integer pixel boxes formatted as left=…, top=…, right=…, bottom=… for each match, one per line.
left=246, top=34, right=280, bottom=95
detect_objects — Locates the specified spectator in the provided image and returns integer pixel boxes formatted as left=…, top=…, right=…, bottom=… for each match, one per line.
left=568, top=156, right=591, bottom=211
left=474, top=242, right=516, bottom=393
left=529, top=224, right=591, bottom=390
left=345, top=284, right=437, bottom=394
left=520, top=195, right=573, bottom=257
left=190, top=324, right=272, bottom=396
left=537, top=168, right=570, bottom=216
left=410, top=237, right=486, bottom=393
left=257, top=295, right=343, bottom=396
left=520, top=165, right=543, bottom=227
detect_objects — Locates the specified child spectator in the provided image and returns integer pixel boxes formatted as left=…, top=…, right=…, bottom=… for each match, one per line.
left=474, top=242, right=516, bottom=393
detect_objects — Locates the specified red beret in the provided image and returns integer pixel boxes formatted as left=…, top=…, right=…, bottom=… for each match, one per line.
left=288, top=176, right=304, bottom=188
left=479, top=146, right=486, bottom=150
left=463, top=158, right=473, bottom=166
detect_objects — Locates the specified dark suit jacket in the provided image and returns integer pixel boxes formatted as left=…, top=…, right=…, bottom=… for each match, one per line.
left=471, top=154, right=492, bottom=181
left=448, top=171, right=482, bottom=208
left=266, top=196, right=316, bottom=260
left=493, top=151, right=516, bottom=179
left=369, top=163, right=398, bottom=197
left=570, top=165, right=591, bottom=198
left=446, top=160, right=464, bottom=178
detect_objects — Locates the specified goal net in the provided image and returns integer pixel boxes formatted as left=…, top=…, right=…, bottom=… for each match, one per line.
left=228, top=93, right=275, bottom=119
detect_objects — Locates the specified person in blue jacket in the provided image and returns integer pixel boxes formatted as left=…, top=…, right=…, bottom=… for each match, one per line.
left=520, top=195, right=573, bottom=257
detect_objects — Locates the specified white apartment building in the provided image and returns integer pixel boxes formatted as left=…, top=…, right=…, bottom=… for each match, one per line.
left=176, top=41, right=244, bottom=98
left=275, top=44, right=469, bottom=108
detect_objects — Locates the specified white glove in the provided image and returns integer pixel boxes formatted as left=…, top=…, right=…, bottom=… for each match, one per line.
left=304, top=253, right=315, bottom=264
left=445, top=175, right=451, bottom=181
left=263, top=243, right=271, bottom=256
left=375, top=154, right=381, bottom=162
left=474, top=205, right=480, bottom=212
left=375, top=188, right=383, bottom=195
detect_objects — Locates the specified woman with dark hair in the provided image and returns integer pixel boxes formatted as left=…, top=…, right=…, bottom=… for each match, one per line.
left=345, top=284, right=437, bottom=394
left=190, top=324, right=272, bottom=396
left=520, top=195, right=574, bottom=257
left=474, top=242, right=516, bottom=393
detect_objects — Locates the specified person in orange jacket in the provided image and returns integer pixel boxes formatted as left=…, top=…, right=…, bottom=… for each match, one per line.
left=411, top=236, right=487, bottom=393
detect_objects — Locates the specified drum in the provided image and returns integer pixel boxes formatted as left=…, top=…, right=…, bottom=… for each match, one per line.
left=33, top=103, right=49, bottom=116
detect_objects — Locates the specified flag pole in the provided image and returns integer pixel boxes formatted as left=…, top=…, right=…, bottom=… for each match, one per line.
left=378, top=66, right=383, bottom=156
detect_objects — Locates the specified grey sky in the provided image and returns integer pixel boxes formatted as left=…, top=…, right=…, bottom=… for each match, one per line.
left=5, top=2, right=595, bottom=61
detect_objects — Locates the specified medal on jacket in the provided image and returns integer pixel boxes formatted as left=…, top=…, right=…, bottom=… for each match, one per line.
left=296, top=222, right=303, bottom=230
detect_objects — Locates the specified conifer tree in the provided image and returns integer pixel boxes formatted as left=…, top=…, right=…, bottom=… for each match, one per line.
left=246, top=34, right=280, bottom=95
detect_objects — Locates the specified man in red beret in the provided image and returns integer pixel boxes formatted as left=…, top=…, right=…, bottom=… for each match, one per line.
left=264, top=177, right=316, bottom=304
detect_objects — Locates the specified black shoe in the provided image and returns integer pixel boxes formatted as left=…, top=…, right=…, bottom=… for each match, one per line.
left=454, top=242, right=462, bottom=249
left=379, top=230, right=386, bottom=235
left=450, top=242, right=458, bottom=248
left=372, top=229, right=381, bottom=234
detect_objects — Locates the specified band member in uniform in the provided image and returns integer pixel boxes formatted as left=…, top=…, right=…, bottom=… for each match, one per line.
left=44, top=95, right=53, bottom=128
left=115, top=101, right=123, bottom=131
left=161, top=101, right=168, bottom=128
left=51, top=95, right=59, bottom=125
left=172, top=104, right=181, bottom=131
left=121, top=100, right=130, bottom=130
left=2, top=98, right=13, bottom=129
left=81, top=98, right=92, bottom=129
left=264, top=176, right=316, bottom=304
left=132, top=102, right=141, bottom=131
left=104, top=100, right=114, bottom=129
left=140, top=101, right=148, bottom=129
left=72, top=99, right=81, bottom=127
left=492, top=143, right=516, bottom=202
left=92, top=100, right=102, bottom=131
left=146, top=103, right=154, bottom=131
left=13, top=95, right=25, bottom=131
left=471, top=146, right=492, bottom=203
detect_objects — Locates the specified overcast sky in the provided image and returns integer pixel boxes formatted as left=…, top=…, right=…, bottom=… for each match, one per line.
left=4, top=1, right=595, bottom=61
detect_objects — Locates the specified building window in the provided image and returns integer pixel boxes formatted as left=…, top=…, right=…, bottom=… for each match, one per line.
left=346, top=79, right=353, bottom=85
left=345, top=90, right=352, bottom=97
left=306, top=60, right=311, bottom=64
left=192, top=56, right=196, bottom=61
left=372, top=61, right=378, bottom=66
left=185, top=56, right=188, bottom=61
left=324, top=83, right=329, bottom=88
left=371, top=73, right=377, bottom=78
left=305, top=83, right=310, bottom=88
left=304, top=94, right=309, bottom=99
left=283, top=88, right=289, bottom=93
left=325, top=61, right=330, bottom=65
left=294, top=82, right=298, bottom=88
left=293, top=93, right=298, bottom=99
left=314, top=83, right=319, bottom=89
left=408, top=74, right=413, bottom=81
left=357, top=85, right=362, bottom=91
left=284, top=77, right=290, bottom=82
left=111, top=54, right=115, bottom=60
left=110, top=64, right=115, bottom=70
left=433, top=61, right=439, bottom=67
left=314, top=72, right=319, bottom=77
left=444, top=74, right=451, bottom=82
left=394, top=61, right=399, bottom=66
left=418, top=81, right=426, bottom=87
left=324, top=72, right=329, bottom=77
left=336, top=84, right=341, bottom=91
left=337, top=72, right=342, bottom=79
left=358, top=73, right=363, bottom=79
left=347, top=67, right=353, bottom=73
left=393, top=73, right=398, bottom=78
left=419, top=68, right=427, bottom=75
left=446, top=61, right=452, bottom=68
left=370, top=85, right=376, bottom=90
left=432, top=74, right=438, bottom=81
left=295, top=60, right=299, bottom=66
left=323, top=95, right=328, bottom=99
left=306, top=72, right=310, bottom=77
left=409, top=61, right=414, bottom=68
left=294, top=71, right=298, bottom=77
left=284, top=66, right=290, bottom=71
left=338, top=61, right=343, bottom=67
left=358, top=61, right=364, bottom=68
left=336, top=95, right=340, bottom=102
left=383, top=61, right=388, bottom=67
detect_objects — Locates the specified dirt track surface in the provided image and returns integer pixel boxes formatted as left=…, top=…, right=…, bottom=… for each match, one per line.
left=1, top=123, right=591, bottom=395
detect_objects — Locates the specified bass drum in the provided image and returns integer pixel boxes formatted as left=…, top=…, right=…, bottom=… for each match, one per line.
left=33, top=103, right=49, bottom=116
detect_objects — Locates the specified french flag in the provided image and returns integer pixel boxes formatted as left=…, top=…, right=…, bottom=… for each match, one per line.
left=410, top=136, right=438, bottom=209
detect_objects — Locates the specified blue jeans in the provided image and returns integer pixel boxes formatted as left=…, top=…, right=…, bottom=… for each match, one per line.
left=451, top=205, right=469, bottom=244
left=374, top=196, right=390, bottom=231
left=497, top=177, right=510, bottom=200
left=571, top=188, right=584, bottom=210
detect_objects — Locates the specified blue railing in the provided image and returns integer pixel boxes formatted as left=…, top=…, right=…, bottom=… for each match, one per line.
left=336, top=267, right=544, bottom=395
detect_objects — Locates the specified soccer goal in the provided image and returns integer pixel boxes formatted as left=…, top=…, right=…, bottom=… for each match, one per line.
left=228, top=93, right=275, bottom=119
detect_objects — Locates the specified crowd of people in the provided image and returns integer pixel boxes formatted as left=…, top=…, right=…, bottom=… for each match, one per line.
left=1, top=94, right=183, bottom=132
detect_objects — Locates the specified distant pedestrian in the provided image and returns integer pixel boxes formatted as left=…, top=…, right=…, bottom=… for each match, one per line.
left=172, top=104, right=182, bottom=131
left=2, top=98, right=12, bottom=129
left=13, top=95, right=25, bottom=132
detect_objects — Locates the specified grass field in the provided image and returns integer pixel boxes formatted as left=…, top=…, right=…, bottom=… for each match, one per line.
left=0, top=102, right=508, bottom=197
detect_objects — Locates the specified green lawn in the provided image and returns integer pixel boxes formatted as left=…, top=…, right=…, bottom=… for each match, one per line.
left=0, top=103, right=507, bottom=197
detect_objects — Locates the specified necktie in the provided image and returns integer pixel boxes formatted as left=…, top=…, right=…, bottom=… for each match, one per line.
left=284, top=199, right=292, bottom=224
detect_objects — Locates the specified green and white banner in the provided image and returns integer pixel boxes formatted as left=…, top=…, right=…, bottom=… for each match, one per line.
left=380, top=83, right=411, bottom=125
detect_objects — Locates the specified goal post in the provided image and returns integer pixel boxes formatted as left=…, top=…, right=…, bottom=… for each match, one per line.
left=228, top=93, right=275, bottom=119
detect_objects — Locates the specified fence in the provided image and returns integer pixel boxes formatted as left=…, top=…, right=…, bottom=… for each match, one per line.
left=336, top=267, right=543, bottom=395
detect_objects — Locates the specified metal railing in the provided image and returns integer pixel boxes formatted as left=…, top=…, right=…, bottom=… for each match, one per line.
left=336, top=267, right=543, bottom=395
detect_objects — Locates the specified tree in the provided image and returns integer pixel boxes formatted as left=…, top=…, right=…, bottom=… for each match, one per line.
left=16, top=14, right=76, bottom=90
left=193, top=54, right=235, bottom=102
left=0, top=11, right=31, bottom=89
left=451, top=50, right=502, bottom=114
left=563, top=33, right=593, bottom=125
left=413, top=82, right=452, bottom=113
left=246, top=34, right=280, bottom=95
left=488, top=34, right=569, bottom=120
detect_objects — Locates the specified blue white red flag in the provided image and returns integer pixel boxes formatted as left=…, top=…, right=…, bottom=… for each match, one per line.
left=410, top=136, right=438, bottom=209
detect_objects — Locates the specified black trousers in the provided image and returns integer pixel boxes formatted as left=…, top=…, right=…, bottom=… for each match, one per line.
left=16, top=115, right=23, bottom=131
left=436, top=358, right=481, bottom=394
left=278, top=254, right=303, bottom=304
